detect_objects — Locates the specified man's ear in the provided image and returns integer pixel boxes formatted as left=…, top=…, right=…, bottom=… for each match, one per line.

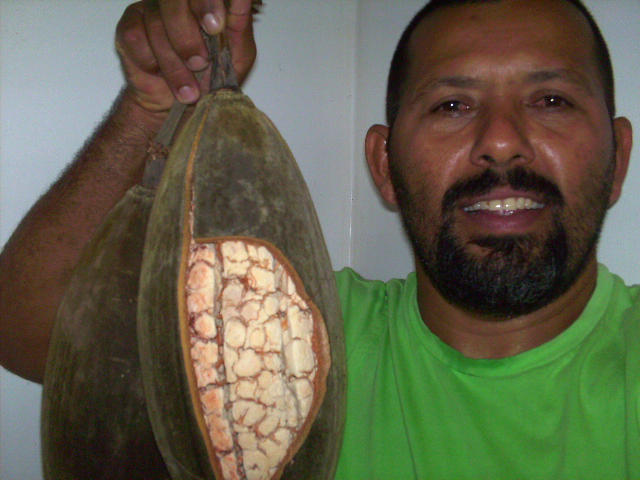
left=609, top=117, right=633, bottom=207
left=365, top=124, right=398, bottom=206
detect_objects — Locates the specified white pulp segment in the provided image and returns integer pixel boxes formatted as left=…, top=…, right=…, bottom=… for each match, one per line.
left=186, top=239, right=320, bottom=480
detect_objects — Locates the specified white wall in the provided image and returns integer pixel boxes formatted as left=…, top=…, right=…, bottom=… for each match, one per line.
left=1, top=1, right=638, bottom=478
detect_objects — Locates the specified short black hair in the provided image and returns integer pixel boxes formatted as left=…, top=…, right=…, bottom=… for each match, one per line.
left=385, top=0, right=616, bottom=129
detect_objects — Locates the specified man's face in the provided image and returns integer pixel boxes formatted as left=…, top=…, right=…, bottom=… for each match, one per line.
left=378, top=0, right=630, bottom=316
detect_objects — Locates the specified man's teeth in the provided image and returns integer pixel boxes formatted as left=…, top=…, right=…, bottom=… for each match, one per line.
left=463, top=197, right=545, bottom=213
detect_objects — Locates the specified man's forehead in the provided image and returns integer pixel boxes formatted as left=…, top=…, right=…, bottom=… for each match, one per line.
left=408, top=0, right=596, bottom=56
left=404, top=0, right=599, bottom=80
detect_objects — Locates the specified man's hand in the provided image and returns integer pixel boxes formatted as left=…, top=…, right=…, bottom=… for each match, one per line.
left=115, top=0, right=258, bottom=114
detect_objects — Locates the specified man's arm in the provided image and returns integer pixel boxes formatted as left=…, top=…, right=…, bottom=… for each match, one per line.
left=0, top=0, right=258, bottom=383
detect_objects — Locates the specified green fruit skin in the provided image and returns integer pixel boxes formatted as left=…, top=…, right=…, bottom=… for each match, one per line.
left=42, top=185, right=171, bottom=480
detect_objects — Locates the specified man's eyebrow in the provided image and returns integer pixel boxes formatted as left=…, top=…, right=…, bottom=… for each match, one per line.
left=523, top=69, right=594, bottom=93
left=421, top=75, right=488, bottom=90
left=406, top=75, right=487, bottom=104
left=406, top=69, right=595, bottom=105
left=423, top=71, right=592, bottom=90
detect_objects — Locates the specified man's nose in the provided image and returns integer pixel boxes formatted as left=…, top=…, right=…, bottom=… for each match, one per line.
left=470, top=106, right=534, bottom=168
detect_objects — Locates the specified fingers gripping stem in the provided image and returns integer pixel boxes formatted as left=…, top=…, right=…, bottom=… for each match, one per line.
left=205, top=31, right=240, bottom=92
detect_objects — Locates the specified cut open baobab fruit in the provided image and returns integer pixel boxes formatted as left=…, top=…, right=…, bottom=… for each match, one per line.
left=137, top=89, right=346, bottom=480
left=186, top=237, right=330, bottom=480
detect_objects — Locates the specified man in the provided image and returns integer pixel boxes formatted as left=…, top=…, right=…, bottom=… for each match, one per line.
left=0, top=0, right=637, bottom=478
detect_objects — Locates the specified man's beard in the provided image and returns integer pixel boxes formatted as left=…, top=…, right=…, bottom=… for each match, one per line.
left=390, top=164, right=614, bottom=318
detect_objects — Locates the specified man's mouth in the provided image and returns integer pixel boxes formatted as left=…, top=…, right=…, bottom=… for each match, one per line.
left=463, top=197, right=546, bottom=215
left=441, top=167, right=563, bottom=218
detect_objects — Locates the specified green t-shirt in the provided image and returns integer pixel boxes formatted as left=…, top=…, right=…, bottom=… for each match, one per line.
left=333, top=264, right=640, bottom=479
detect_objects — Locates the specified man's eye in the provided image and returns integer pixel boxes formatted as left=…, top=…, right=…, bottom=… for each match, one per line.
left=434, top=100, right=469, bottom=113
left=535, top=95, right=573, bottom=108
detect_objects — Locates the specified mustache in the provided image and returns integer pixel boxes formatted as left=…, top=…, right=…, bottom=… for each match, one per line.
left=442, top=167, right=564, bottom=213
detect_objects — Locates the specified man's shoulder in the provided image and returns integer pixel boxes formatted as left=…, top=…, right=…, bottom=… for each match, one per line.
left=333, top=267, right=417, bottom=355
left=334, top=267, right=413, bottom=306
left=596, top=263, right=640, bottom=315
left=586, top=264, right=640, bottom=355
